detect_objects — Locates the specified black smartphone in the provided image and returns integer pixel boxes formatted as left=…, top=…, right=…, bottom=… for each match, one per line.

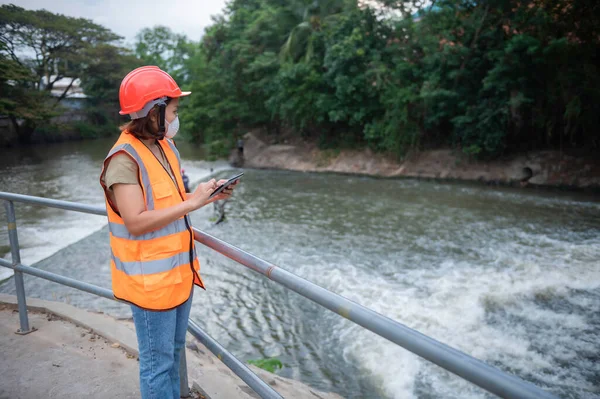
left=209, top=172, right=244, bottom=198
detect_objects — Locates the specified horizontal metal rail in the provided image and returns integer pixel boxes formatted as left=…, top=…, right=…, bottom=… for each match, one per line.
left=0, top=192, right=106, bottom=215
left=188, top=320, right=283, bottom=399
left=0, top=258, right=114, bottom=299
left=1, top=192, right=560, bottom=399
left=0, top=257, right=281, bottom=399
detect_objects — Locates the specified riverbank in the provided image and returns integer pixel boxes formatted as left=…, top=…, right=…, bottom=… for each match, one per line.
left=234, top=132, right=600, bottom=190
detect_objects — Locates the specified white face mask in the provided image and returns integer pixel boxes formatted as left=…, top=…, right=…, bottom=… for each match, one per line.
left=165, top=116, right=180, bottom=139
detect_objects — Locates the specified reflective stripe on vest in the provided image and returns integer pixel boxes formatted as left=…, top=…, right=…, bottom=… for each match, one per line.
left=111, top=247, right=198, bottom=275
left=108, top=218, right=188, bottom=240
left=165, top=139, right=181, bottom=166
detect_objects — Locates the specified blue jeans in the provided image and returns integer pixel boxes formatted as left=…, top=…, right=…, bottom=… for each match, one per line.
left=131, top=290, right=193, bottom=399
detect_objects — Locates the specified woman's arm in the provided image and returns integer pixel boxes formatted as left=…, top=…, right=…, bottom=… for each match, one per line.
left=113, top=179, right=218, bottom=236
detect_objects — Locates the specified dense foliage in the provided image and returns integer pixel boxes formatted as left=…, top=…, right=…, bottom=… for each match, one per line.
left=183, top=0, right=600, bottom=157
left=0, top=4, right=129, bottom=142
left=2, top=1, right=598, bottom=157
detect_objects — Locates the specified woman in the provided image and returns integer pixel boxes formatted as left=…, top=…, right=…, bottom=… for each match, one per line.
left=100, top=66, right=236, bottom=399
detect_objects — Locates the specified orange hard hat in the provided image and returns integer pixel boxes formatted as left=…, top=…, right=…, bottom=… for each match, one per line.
left=119, top=66, right=191, bottom=118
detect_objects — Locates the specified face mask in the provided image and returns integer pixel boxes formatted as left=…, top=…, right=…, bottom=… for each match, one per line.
left=165, top=116, right=180, bottom=139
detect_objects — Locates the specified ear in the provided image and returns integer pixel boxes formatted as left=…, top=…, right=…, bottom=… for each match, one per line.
left=148, top=107, right=158, bottom=122
left=144, top=108, right=160, bottom=135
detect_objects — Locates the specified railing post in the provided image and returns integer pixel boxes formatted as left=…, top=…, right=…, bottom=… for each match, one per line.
left=179, top=347, right=190, bottom=397
left=4, top=201, right=33, bottom=334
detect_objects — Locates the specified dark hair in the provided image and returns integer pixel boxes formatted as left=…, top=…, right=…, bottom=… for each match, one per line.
left=120, top=97, right=172, bottom=140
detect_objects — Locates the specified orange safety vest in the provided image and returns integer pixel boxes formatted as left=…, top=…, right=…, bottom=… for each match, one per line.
left=100, top=131, right=204, bottom=310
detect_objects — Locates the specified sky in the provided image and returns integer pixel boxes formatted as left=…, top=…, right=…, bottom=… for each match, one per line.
left=2, top=0, right=229, bottom=45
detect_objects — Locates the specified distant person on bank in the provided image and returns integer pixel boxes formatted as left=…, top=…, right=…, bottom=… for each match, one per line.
left=181, top=168, right=190, bottom=193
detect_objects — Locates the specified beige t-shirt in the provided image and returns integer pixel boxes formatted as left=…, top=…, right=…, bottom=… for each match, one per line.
left=101, top=146, right=177, bottom=207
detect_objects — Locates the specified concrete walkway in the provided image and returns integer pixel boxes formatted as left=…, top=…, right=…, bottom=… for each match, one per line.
left=0, top=294, right=344, bottom=399
left=0, top=304, right=140, bottom=399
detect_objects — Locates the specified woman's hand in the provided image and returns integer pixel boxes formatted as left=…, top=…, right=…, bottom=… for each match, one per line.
left=187, top=179, right=218, bottom=210
left=208, top=179, right=239, bottom=203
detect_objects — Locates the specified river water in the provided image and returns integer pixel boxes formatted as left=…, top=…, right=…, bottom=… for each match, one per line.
left=0, top=138, right=598, bottom=399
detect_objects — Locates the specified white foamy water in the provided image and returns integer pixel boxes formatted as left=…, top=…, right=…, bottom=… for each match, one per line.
left=311, top=237, right=600, bottom=398
left=288, top=193, right=600, bottom=398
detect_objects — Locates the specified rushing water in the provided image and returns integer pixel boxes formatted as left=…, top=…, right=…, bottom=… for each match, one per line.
left=1, top=138, right=598, bottom=399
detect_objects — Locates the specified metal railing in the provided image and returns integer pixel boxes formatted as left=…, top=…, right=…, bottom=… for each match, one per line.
left=0, top=191, right=559, bottom=399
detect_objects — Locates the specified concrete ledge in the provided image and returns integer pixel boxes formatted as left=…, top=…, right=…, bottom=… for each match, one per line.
left=0, top=300, right=140, bottom=399
left=0, top=294, right=344, bottom=399
left=0, top=293, right=138, bottom=355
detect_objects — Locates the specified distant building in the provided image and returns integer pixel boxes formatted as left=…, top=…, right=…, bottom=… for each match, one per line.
left=0, top=75, right=89, bottom=142
left=40, top=76, right=88, bottom=122
left=40, top=75, right=87, bottom=106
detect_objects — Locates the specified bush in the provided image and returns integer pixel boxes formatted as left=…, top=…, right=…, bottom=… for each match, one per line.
left=247, top=358, right=283, bottom=373
left=205, top=139, right=231, bottom=160
left=73, top=121, right=102, bottom=139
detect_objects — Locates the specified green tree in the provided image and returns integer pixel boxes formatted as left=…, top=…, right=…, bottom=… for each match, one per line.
left=183, top=1, right=288, bottom=146
left=180, top=0, right=600, bottom=158
left=280, top=0, right=347, bottom=63
left=0, top=4, right=121, bottom=142
left=79, top=44, right=141, bottom=134
left=134, top=26, right=197, bottom=85
left=0, top=53, right=56, bottom=142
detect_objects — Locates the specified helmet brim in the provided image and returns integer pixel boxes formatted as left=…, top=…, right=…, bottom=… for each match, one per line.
left=119, top=92, right=192, bottom=115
